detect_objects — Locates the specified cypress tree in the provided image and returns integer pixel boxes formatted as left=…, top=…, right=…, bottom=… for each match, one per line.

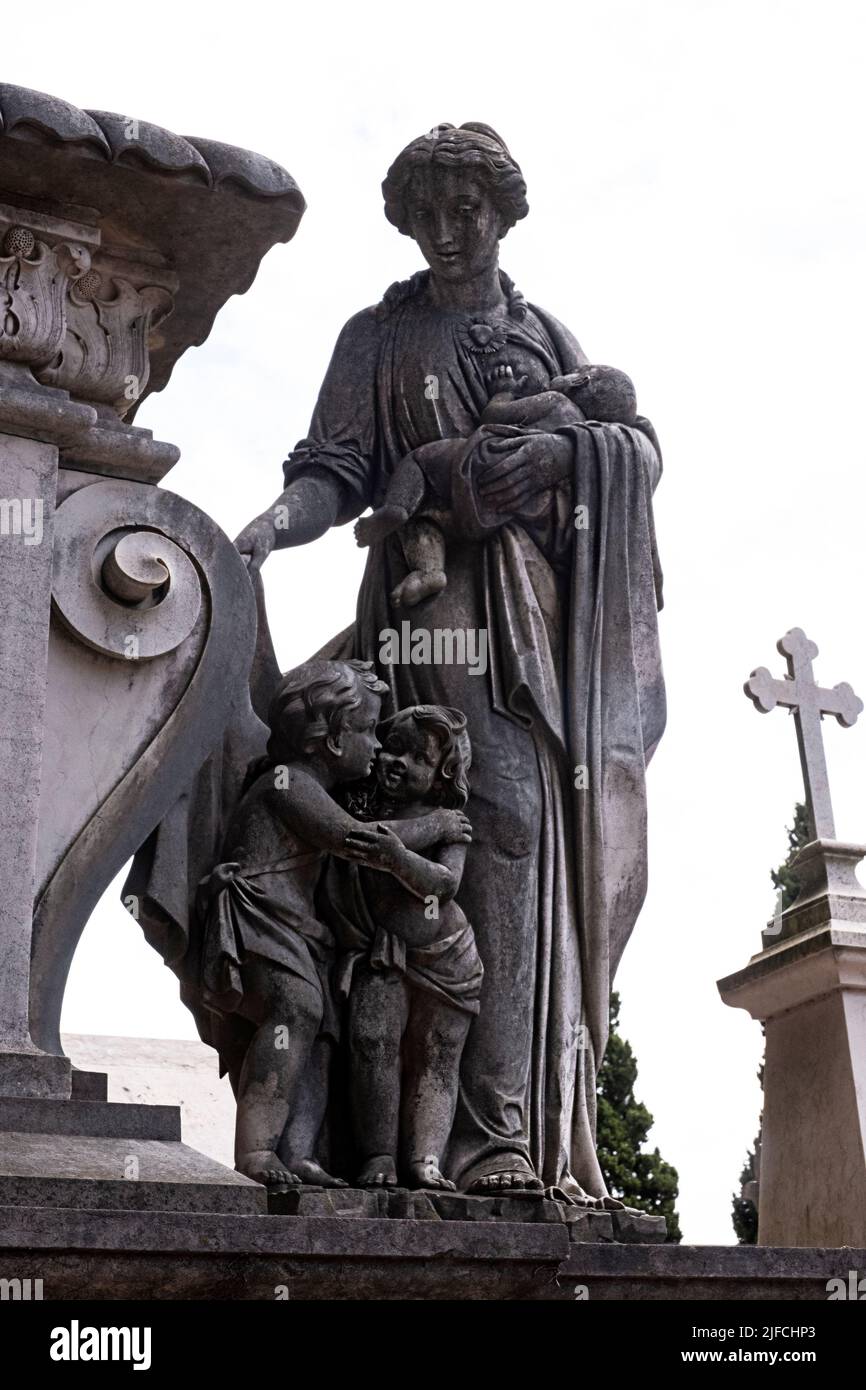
left=596, top=991, right=682, bottom=1241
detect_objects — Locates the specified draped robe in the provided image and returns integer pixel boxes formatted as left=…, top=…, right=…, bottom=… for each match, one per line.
left=280, top=280, right=666, bottom=1193
left=129, top=274, right=665, bottom=1195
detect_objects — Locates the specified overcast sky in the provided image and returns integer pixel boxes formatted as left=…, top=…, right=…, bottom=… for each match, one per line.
left=22, top=0, right=866, bottom=1244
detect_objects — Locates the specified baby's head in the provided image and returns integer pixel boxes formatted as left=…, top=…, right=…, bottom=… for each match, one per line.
left=550, top=364, right=637, bottom=424
left=375, top=704, right=471, bottom=807
left=267, top=659, right=389, bottom=782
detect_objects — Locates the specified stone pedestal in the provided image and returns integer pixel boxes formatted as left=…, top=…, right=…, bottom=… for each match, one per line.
left=718, top=840, right=866, bottom=1246
left=0, top=85, right=300, bottom=1206
left=0, top=400, right=93, bottom=1100
left=0, top=1212, right=860, bottom=1299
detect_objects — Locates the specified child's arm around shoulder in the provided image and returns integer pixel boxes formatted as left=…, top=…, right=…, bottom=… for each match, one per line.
left=262, top=763, right=371, bottom=855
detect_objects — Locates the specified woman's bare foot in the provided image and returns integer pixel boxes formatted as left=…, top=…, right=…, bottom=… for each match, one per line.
left=390, top=568, right=447, bottom=608
left=357, top=1153, right=399, bottom=1187
left=465, top=1154, right=543, bottom=1194
left=291, top=1158, right=348, bottom=1188
left=237, top=1149, right=301, bottom=1189
left=408, top=1155, right=455, bottom=1190
left=355, top=505, right=409, bottom=547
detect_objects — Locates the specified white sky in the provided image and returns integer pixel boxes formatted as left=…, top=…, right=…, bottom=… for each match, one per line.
left=21, top=0, right=866, bottom=1244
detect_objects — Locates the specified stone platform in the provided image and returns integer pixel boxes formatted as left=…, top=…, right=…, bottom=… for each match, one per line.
left=2, top=1086, right=860, bottom=1299
left=0, top=1207, right=862, bottom=1299
left=269, top=1184, right=665, bottom=1243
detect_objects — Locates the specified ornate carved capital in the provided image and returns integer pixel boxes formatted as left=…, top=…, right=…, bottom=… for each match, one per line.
left=38, top=257, right=176, bottom=418
left=0, top=227, right=91, bottom=370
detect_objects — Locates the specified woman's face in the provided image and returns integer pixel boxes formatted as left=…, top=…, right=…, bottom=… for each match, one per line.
left=406, top=166, right=503, bottom=284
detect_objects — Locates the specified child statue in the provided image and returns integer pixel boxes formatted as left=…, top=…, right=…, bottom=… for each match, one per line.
left=334, top=704, right=482, bottom=1190
left=197, top=657, right=389, bottom=1190
left=197, top=659, right=476, bottom=1194
left=354, top=360, right=637, bottom=607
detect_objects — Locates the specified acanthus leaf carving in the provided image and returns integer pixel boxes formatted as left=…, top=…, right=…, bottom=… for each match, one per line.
left=0, top=228, right=91, bottom=369
left=38, top=275, right=174, bottom=417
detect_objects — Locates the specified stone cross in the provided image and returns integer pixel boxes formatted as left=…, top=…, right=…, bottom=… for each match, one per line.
left=744, top=627, right=863, bottom=841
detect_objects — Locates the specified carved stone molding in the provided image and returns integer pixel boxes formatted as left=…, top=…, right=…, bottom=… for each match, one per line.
left=30, top=477, right=257, bottom=1055
left=39, top=273, right=175, bottom=417
left=0, top=84, right=305, bottom=414
left=0, top=228, right=91, bottom=370
left=51, top=482, right=202, bottom=660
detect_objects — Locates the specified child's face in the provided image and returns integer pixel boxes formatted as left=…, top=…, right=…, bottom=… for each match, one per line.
left=332, top=689, right=382, bottom=782
left=375, top=720, right=441, bottom=803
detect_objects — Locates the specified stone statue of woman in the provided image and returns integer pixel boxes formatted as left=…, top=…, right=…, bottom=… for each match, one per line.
left=229, top=122, right=666, bottom=1200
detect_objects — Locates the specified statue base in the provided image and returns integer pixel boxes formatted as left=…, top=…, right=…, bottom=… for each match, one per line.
left=269, top=1184, right=666, bottom=1241
left=1, top=1082, right=859, bottom=1300
left=0, top=1206, right=861, bottom=1298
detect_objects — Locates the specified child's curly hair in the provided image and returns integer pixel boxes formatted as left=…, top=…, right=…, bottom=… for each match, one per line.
left=266, top=659, right=388, bottom=762
left=379, top=704, right=472, bottom=809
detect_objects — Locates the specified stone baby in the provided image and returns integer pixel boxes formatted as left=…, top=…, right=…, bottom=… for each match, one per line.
left=337, top=704, right=481, bottom=1190
left=197, top=658, right=391, bottom=1190
left=354, top=361, right=636, bottom=607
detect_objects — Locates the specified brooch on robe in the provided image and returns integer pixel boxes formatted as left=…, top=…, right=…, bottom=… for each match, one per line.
left=458, top=317, right=508, bottom=355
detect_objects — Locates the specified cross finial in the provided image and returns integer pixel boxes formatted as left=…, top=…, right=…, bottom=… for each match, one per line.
left=745, top=628, right=863, bottom=841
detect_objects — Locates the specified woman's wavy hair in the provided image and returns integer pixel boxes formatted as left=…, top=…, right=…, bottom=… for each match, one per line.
left=266, top=659, right=388, bottom=763
left=382, top=122, right=529, bottom=238
left=378, top=704, right=472, bottom=809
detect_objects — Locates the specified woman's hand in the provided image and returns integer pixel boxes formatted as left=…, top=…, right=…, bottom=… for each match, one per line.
left=234, top=514, right=276, bottom=575
left=343, top=823, right=408, bottom=872
left=476, top=432, right=572, bottom=512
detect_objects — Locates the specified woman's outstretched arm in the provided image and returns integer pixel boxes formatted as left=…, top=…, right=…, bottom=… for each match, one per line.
left=234, top=308, right=381, bottom=573
left=234, top=473, right=346, bottom=573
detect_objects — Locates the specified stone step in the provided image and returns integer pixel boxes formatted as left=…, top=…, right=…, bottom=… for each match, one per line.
left=0, top=1097, right=180, bottom=1141
left=0, top=1132, right=265, bottom=1214
left=70, top=1068, right=108, bottom=1102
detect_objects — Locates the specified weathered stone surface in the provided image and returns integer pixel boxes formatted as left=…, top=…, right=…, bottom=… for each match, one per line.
left=720, top=923, right=866, bottom=1247
left=565, top=1209, right=615, bottom=1242
left=0, top=1208, right=859, bottom=1299
left=609, top=1208, right=668, bottom=1244
left=0, top=84, right=305, bottom=410
left=266, top=1185, right=664, bottom=1240
left=0, top=1097, right=180, bottom=1141
left=30, top=474, right=258, bottom=1057
left=69, top=1068, right=108, bottom=1102
left=0, top=1134, right=264, bottom=1214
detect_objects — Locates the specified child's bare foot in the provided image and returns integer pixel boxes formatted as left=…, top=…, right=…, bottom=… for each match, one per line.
left=390, top=569, right=447, bottom=608
left=484, top=363, right=528, bottom=399
left=355, top=505, right=409, bottom=547
left=408, top=1155, right=455, bottom=1190
left=291, top=1158, right=348, bottom=1188
left=357, top=1154, right=399, bottom=1187
left=237, top=1149, right=301, bottom=1189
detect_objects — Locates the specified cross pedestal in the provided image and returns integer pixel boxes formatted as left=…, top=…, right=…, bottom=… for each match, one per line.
left=718, top=628, right=866, bottom=1246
